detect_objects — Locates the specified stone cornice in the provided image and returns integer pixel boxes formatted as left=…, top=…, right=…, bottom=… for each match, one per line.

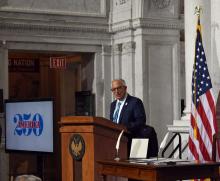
left=0, top=9, right=109, bottom=34
left=110, top=18, right=184, bottom=33
left=0, top=21, right=109, bottom=34
left=135, top=18, right=184, bottom=30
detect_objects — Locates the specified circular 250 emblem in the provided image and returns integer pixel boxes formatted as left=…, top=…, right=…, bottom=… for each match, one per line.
left=69, top=134, right=85, bottom=161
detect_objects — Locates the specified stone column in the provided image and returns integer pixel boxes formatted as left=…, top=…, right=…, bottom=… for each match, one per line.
left=171, top=0, right=211, bottom=159
left=92, top=49, right=103, bottom=117
left=0, top=44, right=9, bottom=181
left=183, top=0, right=211, bottom=121
left=183, top=0, right=201, bottom=121
left=102, top=45, right=112, bottom=118
left=211, top=1, right=220, bottom=99
left=121, top=41, right=135, bottom=95
left=112, top=44, right=122, bottom=79
left=134, top=32, right=144, bottom=100
left=0, top=44, right=8, bottom=97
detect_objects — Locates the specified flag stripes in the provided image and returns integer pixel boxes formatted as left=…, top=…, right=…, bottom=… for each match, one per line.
left=188, top=17, right=218, bottom=164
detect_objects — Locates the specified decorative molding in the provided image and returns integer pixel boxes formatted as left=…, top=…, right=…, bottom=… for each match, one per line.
left=115, top=0, right=129, bottom=6
left=110, top=18, right=183, bottom=33
left=102, top=45, right=112, bottom=54
left=0, top=22, right=109, bottom=34
left=112, top=44, right=122, bottom=53
left=151, top=0, right=171, bottom=9
left=122, top=41, right=135, bottom=52
left=137, top=19, right=183, bottom=29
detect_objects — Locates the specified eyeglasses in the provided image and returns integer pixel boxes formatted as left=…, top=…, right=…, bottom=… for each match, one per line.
left=111, top=86, right=124, bottom=92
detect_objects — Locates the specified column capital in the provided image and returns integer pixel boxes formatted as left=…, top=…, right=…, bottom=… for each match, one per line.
left=122, top=41, right=136, bottom=53
left=102, top=45, right=112, bottom=55
left=0, top=40, right=7, bottom=49
left=112, top=44, right=122, bottom=54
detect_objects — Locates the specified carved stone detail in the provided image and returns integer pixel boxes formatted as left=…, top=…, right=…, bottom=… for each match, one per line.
left=115, top=0, right=128, bottom=6
left=151, top=0, right=171, bottom=9
left=0, top=22, right=108, bottom=34
left=102, top=45, right=112, bottom=54
left=111, top=18, right=183, bottom=33
left=112, top=44, right=122, bottom=54
left=122, top=41, right=135, bottom=52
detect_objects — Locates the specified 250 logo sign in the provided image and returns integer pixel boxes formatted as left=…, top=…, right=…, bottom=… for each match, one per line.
left=13, top=113, right=44, bottom=136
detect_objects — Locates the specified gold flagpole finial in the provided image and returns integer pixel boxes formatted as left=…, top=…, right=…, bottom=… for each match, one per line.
left=195, top=6, right=202, bottom=17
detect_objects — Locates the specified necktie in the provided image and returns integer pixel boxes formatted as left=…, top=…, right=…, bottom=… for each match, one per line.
left=113, top=102, right=121, bottom=123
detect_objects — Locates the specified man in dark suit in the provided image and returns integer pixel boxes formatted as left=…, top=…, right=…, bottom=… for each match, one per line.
left=110, top=79, right=158, bottom=181
left=110, top=79, right=156, bottom=156
left=110, top=79, right=158, bottom=158
left=110, top=79, right=146, bottom=136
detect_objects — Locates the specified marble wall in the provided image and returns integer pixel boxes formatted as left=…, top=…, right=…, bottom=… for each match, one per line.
left=110, top=0, right=182, bottom=143
left=0, top=0, right=105, bottom=15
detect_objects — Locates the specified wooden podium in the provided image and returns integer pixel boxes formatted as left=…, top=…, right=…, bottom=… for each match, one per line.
left=59, top=116, right=128, bottom=181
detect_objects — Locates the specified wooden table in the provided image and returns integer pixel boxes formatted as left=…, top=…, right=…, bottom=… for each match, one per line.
left=98, top=159, right=220, bottom=181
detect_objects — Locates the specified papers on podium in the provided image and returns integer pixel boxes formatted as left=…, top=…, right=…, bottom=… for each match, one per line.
left=129, top=138, right=149, bottom=158
left=128, top=157, right=190, bottom=165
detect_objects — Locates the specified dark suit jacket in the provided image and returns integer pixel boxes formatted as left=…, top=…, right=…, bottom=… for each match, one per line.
left=110, top=94, right=158, bottom=158
left=134, top=125, right=159, bottom=158
left=110, top=94, right=146, bottom=134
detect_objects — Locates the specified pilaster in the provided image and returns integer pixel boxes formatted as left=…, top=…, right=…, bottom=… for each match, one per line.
left=92, top=49, right=103, bottom=117
left=0, top=44, right=8, bottom=97
left=112, top=44, right=122, bottom=79
left=102, top=45, right=112, bottom=118
left=121, top=41, right=135, bottom=95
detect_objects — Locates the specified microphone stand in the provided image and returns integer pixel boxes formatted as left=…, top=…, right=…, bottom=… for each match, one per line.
left=114, top=149, right=120, bottom=161
left=114, top=130, right=124, bottom=161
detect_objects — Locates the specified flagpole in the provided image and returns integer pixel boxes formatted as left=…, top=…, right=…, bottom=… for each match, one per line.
left=192, top=6, right=202, bottom=141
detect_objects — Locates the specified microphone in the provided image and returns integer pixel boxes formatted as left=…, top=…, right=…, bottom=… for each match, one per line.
left=114, top=129, right=124, bottom=161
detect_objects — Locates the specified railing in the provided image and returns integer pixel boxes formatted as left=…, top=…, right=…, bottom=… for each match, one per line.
left=161, top=132, right=188, bottom=159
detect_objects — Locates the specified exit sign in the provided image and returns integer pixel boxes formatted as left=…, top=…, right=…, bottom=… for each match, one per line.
left=50, top=57, right=66, bottom=69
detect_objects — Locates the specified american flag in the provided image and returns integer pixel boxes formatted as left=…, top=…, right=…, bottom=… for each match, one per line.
left=188, top=18, right=218, bottom=162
